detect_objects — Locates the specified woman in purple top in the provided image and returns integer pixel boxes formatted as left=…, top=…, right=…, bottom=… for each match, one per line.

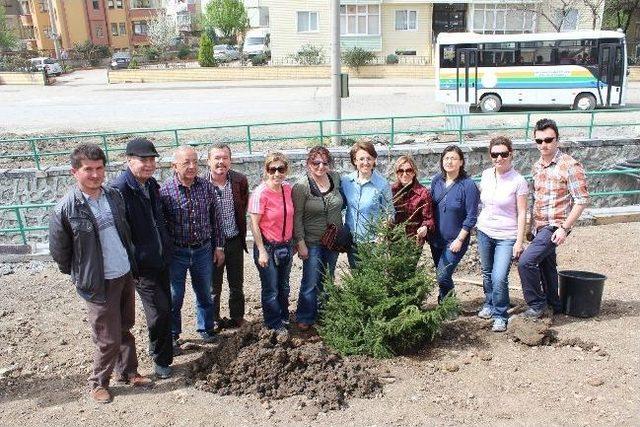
left=476, top=136, right=528, bottom=332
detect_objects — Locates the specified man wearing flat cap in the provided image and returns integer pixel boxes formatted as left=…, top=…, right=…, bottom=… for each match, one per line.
left=111, top=138, right=174, bottom=379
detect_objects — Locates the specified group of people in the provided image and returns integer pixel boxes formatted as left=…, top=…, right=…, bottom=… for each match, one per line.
left=49, top=117, right=588, bottom=404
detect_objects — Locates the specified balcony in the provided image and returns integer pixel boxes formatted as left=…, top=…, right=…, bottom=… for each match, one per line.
left=129, top=0, right=164, bottom=9
left=20, top=14, right=32, bottom=26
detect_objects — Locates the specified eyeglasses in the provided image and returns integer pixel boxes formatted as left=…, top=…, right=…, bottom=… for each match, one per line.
left=267, top=166, right=287, bottom=174
left=535, top=137, right=556, bottom=144
left=396, top=168, right=414, bottom=175
left=311, top=160, right=329, bottom=167
left=490, top=151, right=510, bottom=159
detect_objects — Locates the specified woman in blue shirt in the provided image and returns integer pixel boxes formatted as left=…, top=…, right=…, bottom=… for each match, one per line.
left=341, top=141, right=394, bottom=268
left=430, top=145, right=480, bottom=302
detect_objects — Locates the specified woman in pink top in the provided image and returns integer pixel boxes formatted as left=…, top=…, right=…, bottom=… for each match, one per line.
left=476, top=136, right=528, bottom=332
left=249, top=152, right=295, bottom=332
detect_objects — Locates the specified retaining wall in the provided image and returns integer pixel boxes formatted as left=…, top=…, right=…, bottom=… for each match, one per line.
left=1, top=138, right=638, bottom=244
left=0, top=71, right=47, bottom=85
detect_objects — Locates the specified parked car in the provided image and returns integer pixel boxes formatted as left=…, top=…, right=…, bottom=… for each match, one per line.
left=214, top=44, right=241, bottom=62
left=242, top=28, right=270, bottom=59
left=30, top=57, right=63, bottom=76
left=110, top=52, right=131, bottom=69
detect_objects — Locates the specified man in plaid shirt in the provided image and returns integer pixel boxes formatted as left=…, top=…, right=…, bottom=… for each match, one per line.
left=518, top=118, right=590, bottom=318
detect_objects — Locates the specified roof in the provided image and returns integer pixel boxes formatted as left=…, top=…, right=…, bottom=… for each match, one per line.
left=437, top=31, right=625, bottom=45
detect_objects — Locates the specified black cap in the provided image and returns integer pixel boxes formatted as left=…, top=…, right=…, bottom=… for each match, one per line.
left=126, top=138, right=159, bottom=157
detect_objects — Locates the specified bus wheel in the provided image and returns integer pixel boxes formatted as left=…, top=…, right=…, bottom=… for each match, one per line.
left=480, top=94, right=502, bottom=113
left=573, top=93, right=596, bottom=111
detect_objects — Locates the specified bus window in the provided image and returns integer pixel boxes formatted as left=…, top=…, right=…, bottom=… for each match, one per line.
left=440, top=45, right=456, bottom=67
left=480, top=43, right=516, bottom=67
left=523, top=41, right=556, bottom=65
left=558, top=39, right=597, bottom=65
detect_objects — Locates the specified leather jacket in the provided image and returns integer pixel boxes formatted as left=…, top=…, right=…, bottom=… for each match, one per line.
left=49, top=186, right=137, bottom=303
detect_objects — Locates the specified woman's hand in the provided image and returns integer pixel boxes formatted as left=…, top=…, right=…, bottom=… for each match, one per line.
left=258, top=248, right=269, bottom=268
left=416, top=226, right=428, bottom=241
left=449, top=238, right=463, bottom=253
left=512, top=240, right=524, bottom=259
left=297, top=241, right=308, bottom=260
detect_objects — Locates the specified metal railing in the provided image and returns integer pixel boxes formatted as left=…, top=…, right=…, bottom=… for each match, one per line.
left=1, top=108, right=639, bottom=170
left=1, top=169, right=638, bottom=246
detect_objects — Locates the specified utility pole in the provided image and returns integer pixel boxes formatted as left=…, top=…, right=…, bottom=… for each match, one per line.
left=330, top=0, right=341, bottom=145
left=46, top=0, right=61, bottom=59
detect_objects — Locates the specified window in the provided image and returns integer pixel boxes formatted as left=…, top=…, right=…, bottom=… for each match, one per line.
left=133, top=21, right=148, bottom=35
left=472, top=3, right=536, bottom=34
left=340, top=4, right=380, bottom=35
left=93, top=0, right=99, bottom=10
left=119, top=22, right=126, bottom=35
left=131, top=0, right=152, bottom=8
left=557, top=39, right=596, bottom=65
left=395, top=10, right=417, bottom=31
left=111, top=23, right=118, bottom=36
left=440, top=45, right=456, bottom=68
left=37, top=0, right=48, bottom=12
left=297, top=11, right=318, bottom=32
left=116, top=0, right=123, bottom=8
left=519, top=41, right=556, bottom=65
left=108, top=0, right=114, bottom=8
left=559, top=9, right=579, bottom=32
left=95, top=25, right=104, bottom=37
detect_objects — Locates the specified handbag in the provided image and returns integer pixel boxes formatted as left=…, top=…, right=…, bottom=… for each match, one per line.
left=320, top=223, right=352, bottom=253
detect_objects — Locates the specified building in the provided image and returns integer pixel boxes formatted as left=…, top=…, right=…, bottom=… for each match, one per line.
left=265, top=0, right=606, bottom=63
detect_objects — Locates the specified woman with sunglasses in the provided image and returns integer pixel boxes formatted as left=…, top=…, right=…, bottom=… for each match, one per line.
left=430, top=145, right=480, bottom=304
left=292, top=146, right=344, bottom=330
left=391, top=155, right=434, bottom=247
left=476, top=136, right=528, bottom=332
left=248, top=152, right=295, bottom=333
left=341, top=141, right=394, bottom=268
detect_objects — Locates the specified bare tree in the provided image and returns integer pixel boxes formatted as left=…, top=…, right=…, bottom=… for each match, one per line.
left=581, top=0, right=607, bottom=30
left=507, top=0, right=581, bottom=32
left=147, top=12, right=179, bottom=61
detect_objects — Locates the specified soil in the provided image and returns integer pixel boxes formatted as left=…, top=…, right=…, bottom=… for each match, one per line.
left=0, top=222, right=639, bottom=426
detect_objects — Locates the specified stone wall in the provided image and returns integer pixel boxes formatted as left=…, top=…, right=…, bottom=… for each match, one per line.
left=1, top=138, right=638, bottom=244
left=0, top=71, right=47, bottom=86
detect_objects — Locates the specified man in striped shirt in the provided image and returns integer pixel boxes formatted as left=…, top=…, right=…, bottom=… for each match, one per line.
left=518, top=118, right=590, bottom=319
left=160, top=146, right=225, bottom=346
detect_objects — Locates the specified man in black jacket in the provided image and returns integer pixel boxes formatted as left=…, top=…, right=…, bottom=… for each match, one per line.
left=49, top=144, right=151, bottom=404
left=111, top=138, right=174, bottom=378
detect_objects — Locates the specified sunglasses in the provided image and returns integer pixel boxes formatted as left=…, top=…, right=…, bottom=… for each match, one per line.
left=535, top=137, right=556, bottom=144
left=490, top=151, right=510, bottom=159
left=396, top=168, right=414, bottom=174
left=267, top=166, right=287, bottom=174
left=311, top=160, right=329, bottom=167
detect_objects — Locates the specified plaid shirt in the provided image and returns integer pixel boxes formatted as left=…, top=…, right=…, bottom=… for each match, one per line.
left=160, top=174, right=225, bottom=248
left=533, top=150, right=589, bottom=230
left=209, top=174, right=240, bottom=239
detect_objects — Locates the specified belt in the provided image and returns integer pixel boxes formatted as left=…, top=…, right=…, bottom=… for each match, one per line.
left=175, top=239, right=210, bottom=249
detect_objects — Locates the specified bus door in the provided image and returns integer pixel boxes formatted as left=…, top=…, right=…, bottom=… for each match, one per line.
left=455, top=48, right=478, bottom=103
left=598, top=43, right=624, bottom=106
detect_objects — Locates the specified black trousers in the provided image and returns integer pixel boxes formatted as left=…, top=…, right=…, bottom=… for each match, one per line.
left=212, top=235, right=245, bottom=321
left=136, top=267, right=173, bottom=368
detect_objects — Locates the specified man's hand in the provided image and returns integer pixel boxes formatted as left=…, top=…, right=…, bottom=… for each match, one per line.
left=551, top=227, right=568, bottom=245
left=297, top=241, right=309, bottom=260
left=213, top=248, right=225, bottom=267
left=449, top=238, right=463, bottom=253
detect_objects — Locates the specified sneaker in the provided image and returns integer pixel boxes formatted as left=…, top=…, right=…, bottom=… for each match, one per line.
left=154, top=363, right=172, bottom=379
left=297, top=322, right=311, bottom=331
left=275, top=326, right=289, bottom=336
left=199, top=331, right=219, bottom=343
left=172, top=337, right=183, bottom=356
left=492, top=318, right=507, bottom=332
left=521, top=307, right=544, bottom=319
left=478, top=307, right=492, bottom=319
left=89, top=386, right=112, bottom=404
left=128, top=373, right=153, bottom=387
left=227, top=318, right=245, bottom=329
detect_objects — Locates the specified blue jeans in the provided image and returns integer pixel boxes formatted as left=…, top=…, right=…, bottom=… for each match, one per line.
left=476, top=230, right=516, bottom=321
left=430, top=242, right=467, bottom=302
left=169, top=243, right=214, bottom=337
left=518, top=226, right=561, bottom=312
left=296, top=245, right=339, bottom=325
left=253, top=242, right=293, bottom=329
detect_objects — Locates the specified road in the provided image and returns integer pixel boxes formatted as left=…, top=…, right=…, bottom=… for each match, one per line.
left=2, top=69, right=640, bottom=135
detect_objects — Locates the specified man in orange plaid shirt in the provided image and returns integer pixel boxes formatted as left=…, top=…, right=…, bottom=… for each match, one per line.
left=517, top=118, right=590, bottom=318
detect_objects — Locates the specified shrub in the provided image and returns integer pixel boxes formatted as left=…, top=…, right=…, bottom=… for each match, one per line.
left=250, top=53, right=267, bottom=66
left=72, top=40, right=110, bottom=67
left=291, top=44, right=326, bottom=65
left=385, top=53, right=399, bottom=65
left=141, top=45, right=160, bottom=62
left=198, top=33, right=217, bottom=67
left=128, top=58, right=139, bottom=69
left=342, top=47, right=375, bottom=72
left=177, top=45, right=191, bottom=60
left=0, top=55, right=31, bottom=72
left=318, top=219, right=458, bottom=358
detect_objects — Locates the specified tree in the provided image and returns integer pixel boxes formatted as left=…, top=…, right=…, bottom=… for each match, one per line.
left=603, top=0, right=640, bottom=33
left=582, top=0, right=607, bottom=30
left=342, top=47, right=376, bottom=72
left=198, top=33, right=216, bottom=67
left=202, top=0, right=248, bottom=43
left=508, top=0, right=581, bottom=32
left=147, top=12, right=179, bottom=61
left=0, top=4, right=18, bottom=53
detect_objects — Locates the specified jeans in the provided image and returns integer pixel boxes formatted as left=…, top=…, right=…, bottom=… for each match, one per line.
left=296, top=245, right=339, bottom=325
left=476, top=230, right=515, bottom=321
left=253, top=242, right=293, bottom=329
left=169, top=243, right=214, bottom=337
left=518, top=226, right=561, bottom=312
left=211, top=235, right=245, bottom=322
left=136, top=267, right=173, bottom=368
left=429, top=242, right=467, bottom=302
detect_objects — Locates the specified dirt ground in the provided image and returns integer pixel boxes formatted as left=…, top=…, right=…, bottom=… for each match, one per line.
left=0, top=222, right=639, bottom=426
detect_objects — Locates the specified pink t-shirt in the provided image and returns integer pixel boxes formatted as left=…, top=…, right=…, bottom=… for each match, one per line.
left=477, top=167, right=529, bottom=240
left=249, top=181, right=294, bottom=243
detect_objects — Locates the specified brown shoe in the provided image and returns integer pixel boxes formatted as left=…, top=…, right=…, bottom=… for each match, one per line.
left=128, top=373, right=153, bottom=387
left=297, top=322, right=311, bottom=331
left=89, top=386, right=112, bottom=404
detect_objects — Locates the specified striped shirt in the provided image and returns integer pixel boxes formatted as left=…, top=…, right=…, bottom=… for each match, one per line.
left=160, top=174, right=225, bottom=248
left=533, top=150, right=589, bottom=230
left=211, top=176, right=239, bottom=239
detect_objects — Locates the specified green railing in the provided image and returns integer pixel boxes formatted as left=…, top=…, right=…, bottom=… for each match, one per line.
left=1, top=169, right=638, bottom=246
left=2, top=108, right=640, bottom=170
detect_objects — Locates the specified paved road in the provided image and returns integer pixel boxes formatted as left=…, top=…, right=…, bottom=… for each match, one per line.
left=2, top=69, right=640, bottom=135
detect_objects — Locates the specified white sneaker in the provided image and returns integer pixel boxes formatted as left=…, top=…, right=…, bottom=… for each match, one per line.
left=478, top=307, right=492, bottom=319
left=492, top=318, right=507, bottom=332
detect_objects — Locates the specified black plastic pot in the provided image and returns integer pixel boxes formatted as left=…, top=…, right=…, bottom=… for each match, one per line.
left=559, top=270, right=606, bottom=318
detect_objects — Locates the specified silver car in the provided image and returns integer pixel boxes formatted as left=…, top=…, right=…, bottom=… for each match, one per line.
left=213, top=45, right=241, bottom=62
left=30, top=57, right=63, bottom=76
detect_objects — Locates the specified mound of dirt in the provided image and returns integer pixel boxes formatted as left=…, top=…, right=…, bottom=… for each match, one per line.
left=190, top=322, right=382, bottom=411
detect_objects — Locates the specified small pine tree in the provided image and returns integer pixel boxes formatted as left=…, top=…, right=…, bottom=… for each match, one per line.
left=318, top=219, right=458, bottom=358
left=198, top=34, right=216, bottom=67
left=342, top=46, right=376, bottom=72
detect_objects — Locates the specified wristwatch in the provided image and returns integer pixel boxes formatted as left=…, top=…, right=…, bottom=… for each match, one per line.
left=559, top=224, right=570, bottom=233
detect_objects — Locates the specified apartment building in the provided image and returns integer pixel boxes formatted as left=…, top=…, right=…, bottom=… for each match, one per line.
left=265, top=0, right=605, bottom=62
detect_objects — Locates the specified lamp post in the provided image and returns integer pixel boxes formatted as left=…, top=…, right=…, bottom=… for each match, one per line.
left=330, top=0, right=341, bottom=145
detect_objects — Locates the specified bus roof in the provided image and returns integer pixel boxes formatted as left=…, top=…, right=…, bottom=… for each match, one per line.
left=437, top=30, right=625, bottom=45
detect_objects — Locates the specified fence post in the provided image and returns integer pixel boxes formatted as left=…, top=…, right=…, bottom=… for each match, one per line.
left=390, top=117, right=395, bottom=147
left=173, top=130, right=180, bottom=146
left=29, top=139, right=41, bottom=171
left=588, top=112, right=595, bottom=139
left=246, top=125, right=252, bottom=154
left=524, top=113, right=531, bottom=140
left=14, top=207, right=27, bottom=245
left=319, top=121, right=324, bottom=145
left=101, top=135, right=110, bottom=162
